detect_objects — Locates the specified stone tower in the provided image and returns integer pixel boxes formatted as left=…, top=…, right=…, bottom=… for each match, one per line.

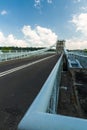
left=56, top=40, right=65, bottom=54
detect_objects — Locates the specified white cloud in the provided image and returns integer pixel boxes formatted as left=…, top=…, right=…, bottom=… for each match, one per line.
left=65, top=38, right=87, bottom=50
left=77, top=0, right=81, bottom=2
left=34, top=0, right=41, bottom=8
left=71, top=13, right=87, bottom=37
left=6, top=34, right=28, bottom=47
left=34, top=0, right=53, bottom=9
left=0, top=32, right=28, bottom=47
left=0, top=32, right=5, bottom=43
left=67, top=12, right=87, bottom=50
left=73, top=0, right=81, bottom=3
left=22, top=25, right=58, bottom=47
left=0, top=25, right=57, bottom=47
left=47, top=0, right=53, bottom=4
left=0, top=10, right=7, bottom=15
left=80, top=6, right=87, bottom=11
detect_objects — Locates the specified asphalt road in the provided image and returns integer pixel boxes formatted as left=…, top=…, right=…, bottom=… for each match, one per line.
left=0, top=54, right=59, bottom=130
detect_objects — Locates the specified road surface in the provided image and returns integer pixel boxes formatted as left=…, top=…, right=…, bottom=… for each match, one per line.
left=0, top=54, right=59, bottom=130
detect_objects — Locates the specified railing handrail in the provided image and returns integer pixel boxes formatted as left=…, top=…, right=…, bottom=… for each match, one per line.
left=64, top=48, right=87, bottom=58
left=18, top=54, right=63, bottom=129
left=18, top=53, right=87, bottom=130
left=0, top=46, right=55, bottom=62
left=68, top=52, right=87, bottom=58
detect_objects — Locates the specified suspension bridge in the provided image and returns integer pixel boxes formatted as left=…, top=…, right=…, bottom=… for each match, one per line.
left=0, top=40, right=87, bottom=130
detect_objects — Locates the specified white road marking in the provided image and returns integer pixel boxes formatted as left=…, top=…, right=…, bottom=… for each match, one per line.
left=0, top=55, right=55, bottom=78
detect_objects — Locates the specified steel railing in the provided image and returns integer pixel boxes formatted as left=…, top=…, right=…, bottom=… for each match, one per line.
left=64, top=48, right=87, bottom=68
left=18, top=54, right=63, bottom=130
left=18, top=53, right=87, bottom=130
left=0, top=51, right=32, bottom=61
left=0, top=47, right=55, bottom=62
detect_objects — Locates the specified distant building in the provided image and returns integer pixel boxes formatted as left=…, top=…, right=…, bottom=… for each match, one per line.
left=56, top=40, right=65, bottom=54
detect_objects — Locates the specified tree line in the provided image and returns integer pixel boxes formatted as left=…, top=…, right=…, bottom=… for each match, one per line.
left=0, top=47, right=45, bottom=52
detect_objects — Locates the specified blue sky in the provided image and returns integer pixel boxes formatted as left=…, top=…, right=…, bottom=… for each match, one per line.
left=0, top=0, right=87, bottom=49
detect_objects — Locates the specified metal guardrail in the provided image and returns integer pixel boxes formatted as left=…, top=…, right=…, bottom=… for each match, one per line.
left=18, top=54, right=63, bottom=130
left=0, top=51, right=31, bottom=62
left=69, top=53, right=87, bottom=69
left=0, top=47, right=55, bottom=62
left=67, top=52, right=87, bottom=69
left=68, top=59, right=82, bottom=68
left=64, top=48, right=87, bottom=58
left=68, top=52, right=87, bottom=58
left=64, top=49, right=87, bottom=69
left=18, top=53, right=87, bottom=130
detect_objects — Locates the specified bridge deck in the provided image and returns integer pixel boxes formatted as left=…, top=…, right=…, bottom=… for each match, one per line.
left=0, top=54, right=59, bottom=130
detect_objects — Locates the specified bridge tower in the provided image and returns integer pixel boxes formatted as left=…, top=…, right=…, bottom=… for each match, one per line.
left=56, top=40, right=65, bottom=54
